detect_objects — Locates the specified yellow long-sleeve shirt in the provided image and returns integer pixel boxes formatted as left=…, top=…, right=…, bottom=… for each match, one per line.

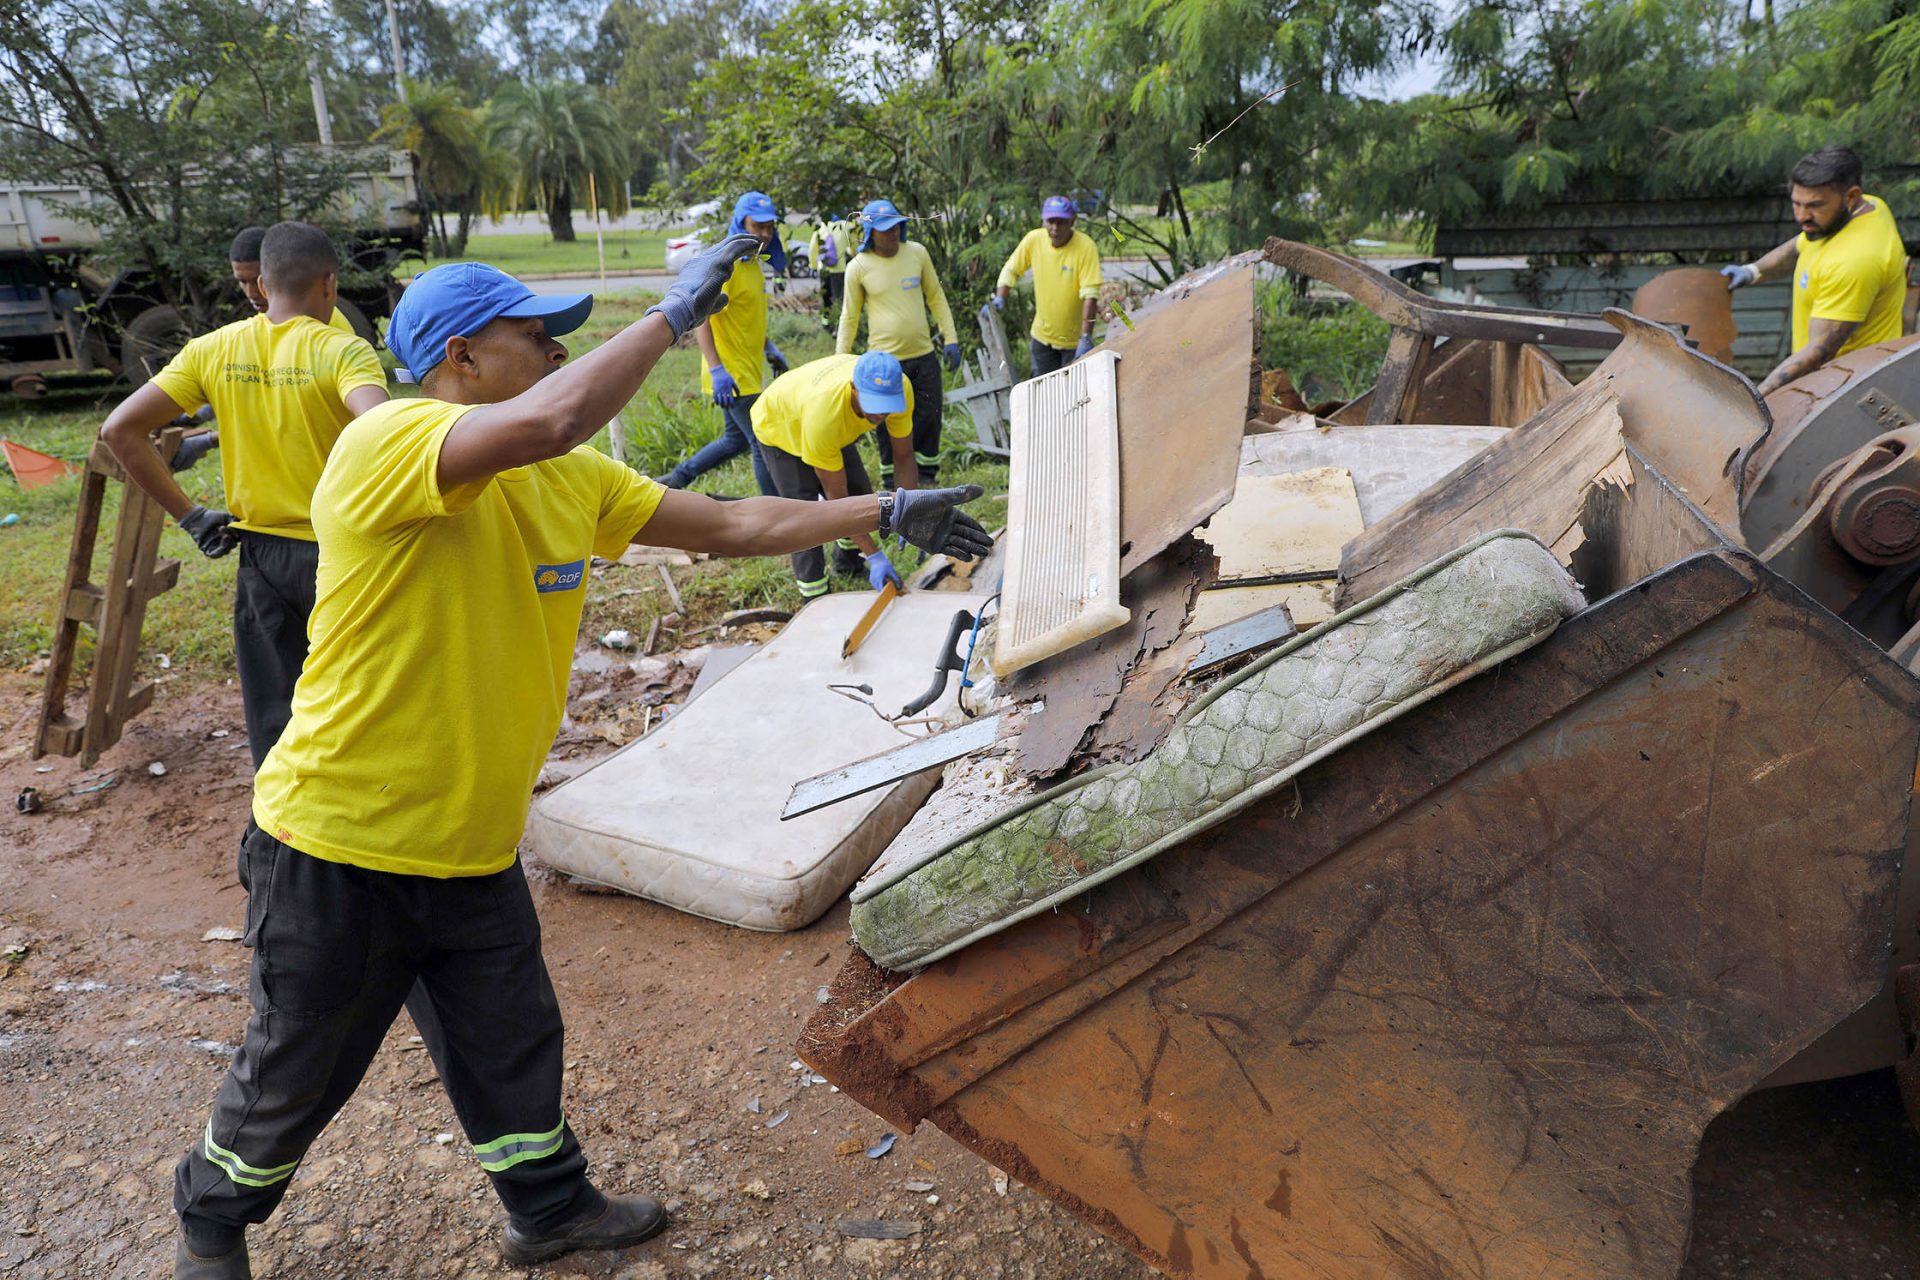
left=836, top=240, right=957, bottom=360
left=997, top=228, right=1104, bottom=350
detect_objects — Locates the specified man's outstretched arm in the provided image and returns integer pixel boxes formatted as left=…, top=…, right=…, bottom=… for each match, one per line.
left=640, top=484, right=992, bottom=562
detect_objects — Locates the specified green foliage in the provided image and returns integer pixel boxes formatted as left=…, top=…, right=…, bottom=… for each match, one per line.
left=1258, top=281, right=1392, bottom=404
left=485, top=80, right=631, bottom=242
left=376, top=80, right=509, bottom=256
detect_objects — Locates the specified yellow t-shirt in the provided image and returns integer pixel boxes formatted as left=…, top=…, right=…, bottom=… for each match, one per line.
left=1793, top=194, right=1909, bottom=356
left=997, top=228, right=1104, bottom=350
left=750, top=353, right=913, bottom=471
left=150, top=314, right=387, bottom=540
left=251, top=398, right=665, bottom=877
left=699, top=256, right=769, bottom=398
left=328, top=306, right=357, bottom=336
left=808, top=221, right=854, bottom=275
left=836, top=241, right=957, bottom=360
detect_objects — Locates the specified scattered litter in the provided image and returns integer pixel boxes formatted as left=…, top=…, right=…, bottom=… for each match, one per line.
left=832, top=1138, right=866, bottom=1157
left=836, top=1218, right=921, bottom=1240
left=200, top=927, right=243, bottom=943
left=738, top=1179, right=772, bottom=1200
left=124, top=1037, right=147, bottom=1047
left=433, top=1133, right=454, bottom=1146
left=990, top=1167, right=1010, bottom=1196
left=210, top=729, right=230, bottom=739
left=598, top=629, right=636, bottom=651
left=816, top=985, right=831, bottom=1004
left=926, top=1194, right=940, bottom=1205
left=789, top=1059, right=803, bottom=1070
left=764, top=1110, right=790, bottom=1130
left=34, top=765, right=52, bottom=773
left=160, top=971, right=239, bottom=995
left=746, top=1097, right=762, bottom=1114
left=913, top=1157, right=935, bottom=1173
left=15, top=787, right=41, bottom=814
left=158, top=654, right=171, bottom=670
left=188, top=1038, right=238, bottom=1056
left=0, top=513, right=18, bottom=526
left=72, top=774, right=117, bottom=795
left=903, top=1180, right=934, bottom=1192
left=866, top=1133, right=896, bottom=1159
left=53, top=979, right=107, bottom=992
left=147, top=761, right=167, bottom=777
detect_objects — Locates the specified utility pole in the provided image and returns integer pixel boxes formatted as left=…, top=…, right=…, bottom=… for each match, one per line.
left=383, top=0, right=408, bottom=102
left=308, top=55, right=335, bottom=145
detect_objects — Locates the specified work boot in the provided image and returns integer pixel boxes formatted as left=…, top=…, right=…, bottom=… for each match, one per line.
left=174, top=1232, right=250, bottom=1279
left=501, top=1192, right=668, bottom=1266
left=832, top=546, right=866, bottom=579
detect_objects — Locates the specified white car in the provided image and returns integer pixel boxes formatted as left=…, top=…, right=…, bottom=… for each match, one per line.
left=663, top=234, right=704, bottom=272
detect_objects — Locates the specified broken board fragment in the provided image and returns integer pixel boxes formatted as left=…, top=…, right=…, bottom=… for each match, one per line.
left=992, top=351, right=1127, bottom=675
left=528, top=592, right=985, bottom=931
left=1195, top=466, right=1363, bottom=629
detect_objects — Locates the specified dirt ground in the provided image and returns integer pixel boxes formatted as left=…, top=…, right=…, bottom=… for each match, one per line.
left=5, top=668, right=1920, bottom=1279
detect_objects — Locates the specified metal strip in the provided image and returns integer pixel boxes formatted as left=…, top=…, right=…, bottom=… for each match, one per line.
left=782, top=714, right=1010, bottom=820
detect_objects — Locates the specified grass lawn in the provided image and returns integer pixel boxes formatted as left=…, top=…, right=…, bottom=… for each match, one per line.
left=0, top=290, right=1009, bottom=687
left=423, top=231, right=671, bottom=277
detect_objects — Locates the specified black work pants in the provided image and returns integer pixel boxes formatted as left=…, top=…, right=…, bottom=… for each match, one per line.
left=819, top=271, right=844, bottom=325
left=761, top=440, right=873, bottom=597
left=871, top=350, right=943, bottom=488
left=1029, top=338, right=1076, bottom=378
left=175, top=824, right=592, bottom=1250
left=234, top=531, right=318, bottom=768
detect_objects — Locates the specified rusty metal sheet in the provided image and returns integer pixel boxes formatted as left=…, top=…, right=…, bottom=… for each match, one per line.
left=804, top=543, right=1920, bottom=1279
left=1110, top=264, right=1259, bottom=577
left=1631, top=267, right=1738, bottom=363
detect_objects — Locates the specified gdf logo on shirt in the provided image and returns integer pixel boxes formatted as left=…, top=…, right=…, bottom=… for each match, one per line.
left=533, top=559, right=586, bottom=593
left=901, top=276, right=921, bottom=290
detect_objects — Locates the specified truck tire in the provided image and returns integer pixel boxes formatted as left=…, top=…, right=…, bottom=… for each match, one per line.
left=334, top=298, right=378, bottom=347
left=119, top=305, right=192, bottom=387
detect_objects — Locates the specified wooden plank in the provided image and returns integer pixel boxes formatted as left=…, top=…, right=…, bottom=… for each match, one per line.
left=146, top=557, right=180, bottom=596
left=123, top=680, right=156, bottom=721
left=1363, top=328, right=1433, bottom=424
left=62, top=584, right=104, bottom=626
left=33, top=465, right=107, bottom=759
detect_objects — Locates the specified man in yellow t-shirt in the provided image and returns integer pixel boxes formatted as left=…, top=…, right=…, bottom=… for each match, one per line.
left=808, top=210, right=855, bottom=332
left=166, top=240, right=990, bottom=1280
left=656, top=191, right=786, bottom=495
left=837, top=197, right=961, bottom=487
left=1719, top=146, right=1910, bottom=395
left=751, top=350, right=919, bottom=597
left=230, top=224, right=359, bottom=337
left=100, top=222, right=390, bottom=766
left=994, top=194, right=1104, bottom=377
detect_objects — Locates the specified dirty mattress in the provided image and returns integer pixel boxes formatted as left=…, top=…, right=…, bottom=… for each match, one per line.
left=849, top=531, right=1585, bottom=968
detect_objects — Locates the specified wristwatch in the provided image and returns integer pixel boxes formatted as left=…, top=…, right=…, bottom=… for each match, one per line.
left=876, top=490, right=897, bottom=537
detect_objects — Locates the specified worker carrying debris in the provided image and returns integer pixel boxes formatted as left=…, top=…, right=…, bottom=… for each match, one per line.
left=167, top=238, right=992, bottom=1280
left=836, top=197, right=960, bottom=487
left=654, top=191, right=787, bottom=496
left=993, top=194, right=1105, bottom=375
left=100, top=222, right=390, bottom=767
left=1720, top=145, right=1910, bottom=396
left=751, top=350, right=920, bottom=597
left=807, top=209, right=855, bottom=332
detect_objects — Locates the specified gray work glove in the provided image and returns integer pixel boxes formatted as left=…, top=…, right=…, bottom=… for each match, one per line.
left=646, top=233, right=761, bottom=339
left=1720, top=263, right=1759, bottom=291
left=169, top=430, right=216, bottom=473
left=177, top=504, right=238, bottom=559
left=887, top=485, right=994, bottom=561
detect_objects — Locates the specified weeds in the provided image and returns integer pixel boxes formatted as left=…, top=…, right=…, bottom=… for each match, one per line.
left=1257, top=279, right=1392, bottom=403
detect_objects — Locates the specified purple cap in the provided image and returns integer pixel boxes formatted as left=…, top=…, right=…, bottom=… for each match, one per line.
left=1041, top=195, right=1076, bottom=220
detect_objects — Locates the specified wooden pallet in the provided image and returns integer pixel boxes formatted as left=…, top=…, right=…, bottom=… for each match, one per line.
left=34, top=428, right=184, bottom=765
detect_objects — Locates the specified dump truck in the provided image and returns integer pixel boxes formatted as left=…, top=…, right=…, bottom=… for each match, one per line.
left=795, top=243, right=1920, bottom=1278
left=0, top=148, right=423, bottom=396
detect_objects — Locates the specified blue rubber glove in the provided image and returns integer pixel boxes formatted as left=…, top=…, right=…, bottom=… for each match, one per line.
left=885, top=485, right=994, bottom=561
left=764, top=339, right=788, bottom=373
left=989, top=293, right=1006, bottom=312
left=709, top=365, right=739, bottom=407
left=866, top=550, right=903, bottom=592
left=1073, top=334, right=1094, bottom=360
left=169, top=430, right=217, bottom=473
left=943, top=342, right=963, bottom=373
left=1719, top=264, right=1758, bottom=291
left=176, top=505, right=238, bottom=559
left=646, top=233, right=760, bottom=339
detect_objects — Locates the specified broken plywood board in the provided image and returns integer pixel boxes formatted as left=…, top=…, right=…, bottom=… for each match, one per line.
left=993, top=351, right=1128, bottom=675
left=1239, top=424, right=1506, bottom=526
left=1192, top=466, right=1363, bottom=630
left=1340, top=391, right=1626, bottom=606
left=1109, top=262, right=1260, bottom=576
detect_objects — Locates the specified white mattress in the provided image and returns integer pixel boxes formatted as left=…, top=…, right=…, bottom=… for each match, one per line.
left=528, top=591, right=986, bottom=931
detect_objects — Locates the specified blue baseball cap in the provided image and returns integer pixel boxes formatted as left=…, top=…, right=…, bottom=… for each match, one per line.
left=734, top=191, right=777, bottom=224
left=1042, top=195, right=1076, bottom=220
left=388, top=263, right=593, bottom=381
left=851, top=351, right=906, bottom=415
left=861, top=198, right=908, bottom=232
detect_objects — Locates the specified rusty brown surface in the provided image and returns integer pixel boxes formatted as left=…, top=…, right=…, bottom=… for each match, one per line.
left=805, top=540, right=1920, bottom=1278
left=1009, top=536, right=1213, bottom=779
left=1630, top=267, right=1738, bottom=363
left=1110, top=264, right=1258, bottom=577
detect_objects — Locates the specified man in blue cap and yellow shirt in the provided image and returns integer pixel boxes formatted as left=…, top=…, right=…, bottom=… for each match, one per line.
left=995, top=195, right=1104, bottom=377
left=169, top=237, right=990, bottom=1279
left=656, top=191, right=788, bottom=494
left=752, top=349, right=921, bottom=598
left=836, top=197, right=961, bottom=488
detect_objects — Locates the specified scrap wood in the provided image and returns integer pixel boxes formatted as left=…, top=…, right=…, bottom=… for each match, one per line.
left=656, top=563, right=684, bottom=613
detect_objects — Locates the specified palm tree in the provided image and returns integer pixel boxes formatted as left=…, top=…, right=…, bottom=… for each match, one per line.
left=484, top=80, right=631, bottom=243
left=375, top=79, right=504, bottom=257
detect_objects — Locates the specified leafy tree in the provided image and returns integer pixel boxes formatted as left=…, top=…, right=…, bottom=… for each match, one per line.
left=485, top=80, right=631, bottom=242
left=324, top=0, right=507, bottom=138
left=0, top=0, right=364, bottom=325
left=376, top=79, right=507, bottom=256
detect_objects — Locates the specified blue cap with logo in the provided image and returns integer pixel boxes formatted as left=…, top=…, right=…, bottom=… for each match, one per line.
left=858, top=198, right=908, bottom=250
left=1041, top=195, right=1076, bottom=220
left=388, top=263, right=593, bottom=382
left=734, top=191, right=777, bottom=223
left=851, top=350, right=906, bottom=415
